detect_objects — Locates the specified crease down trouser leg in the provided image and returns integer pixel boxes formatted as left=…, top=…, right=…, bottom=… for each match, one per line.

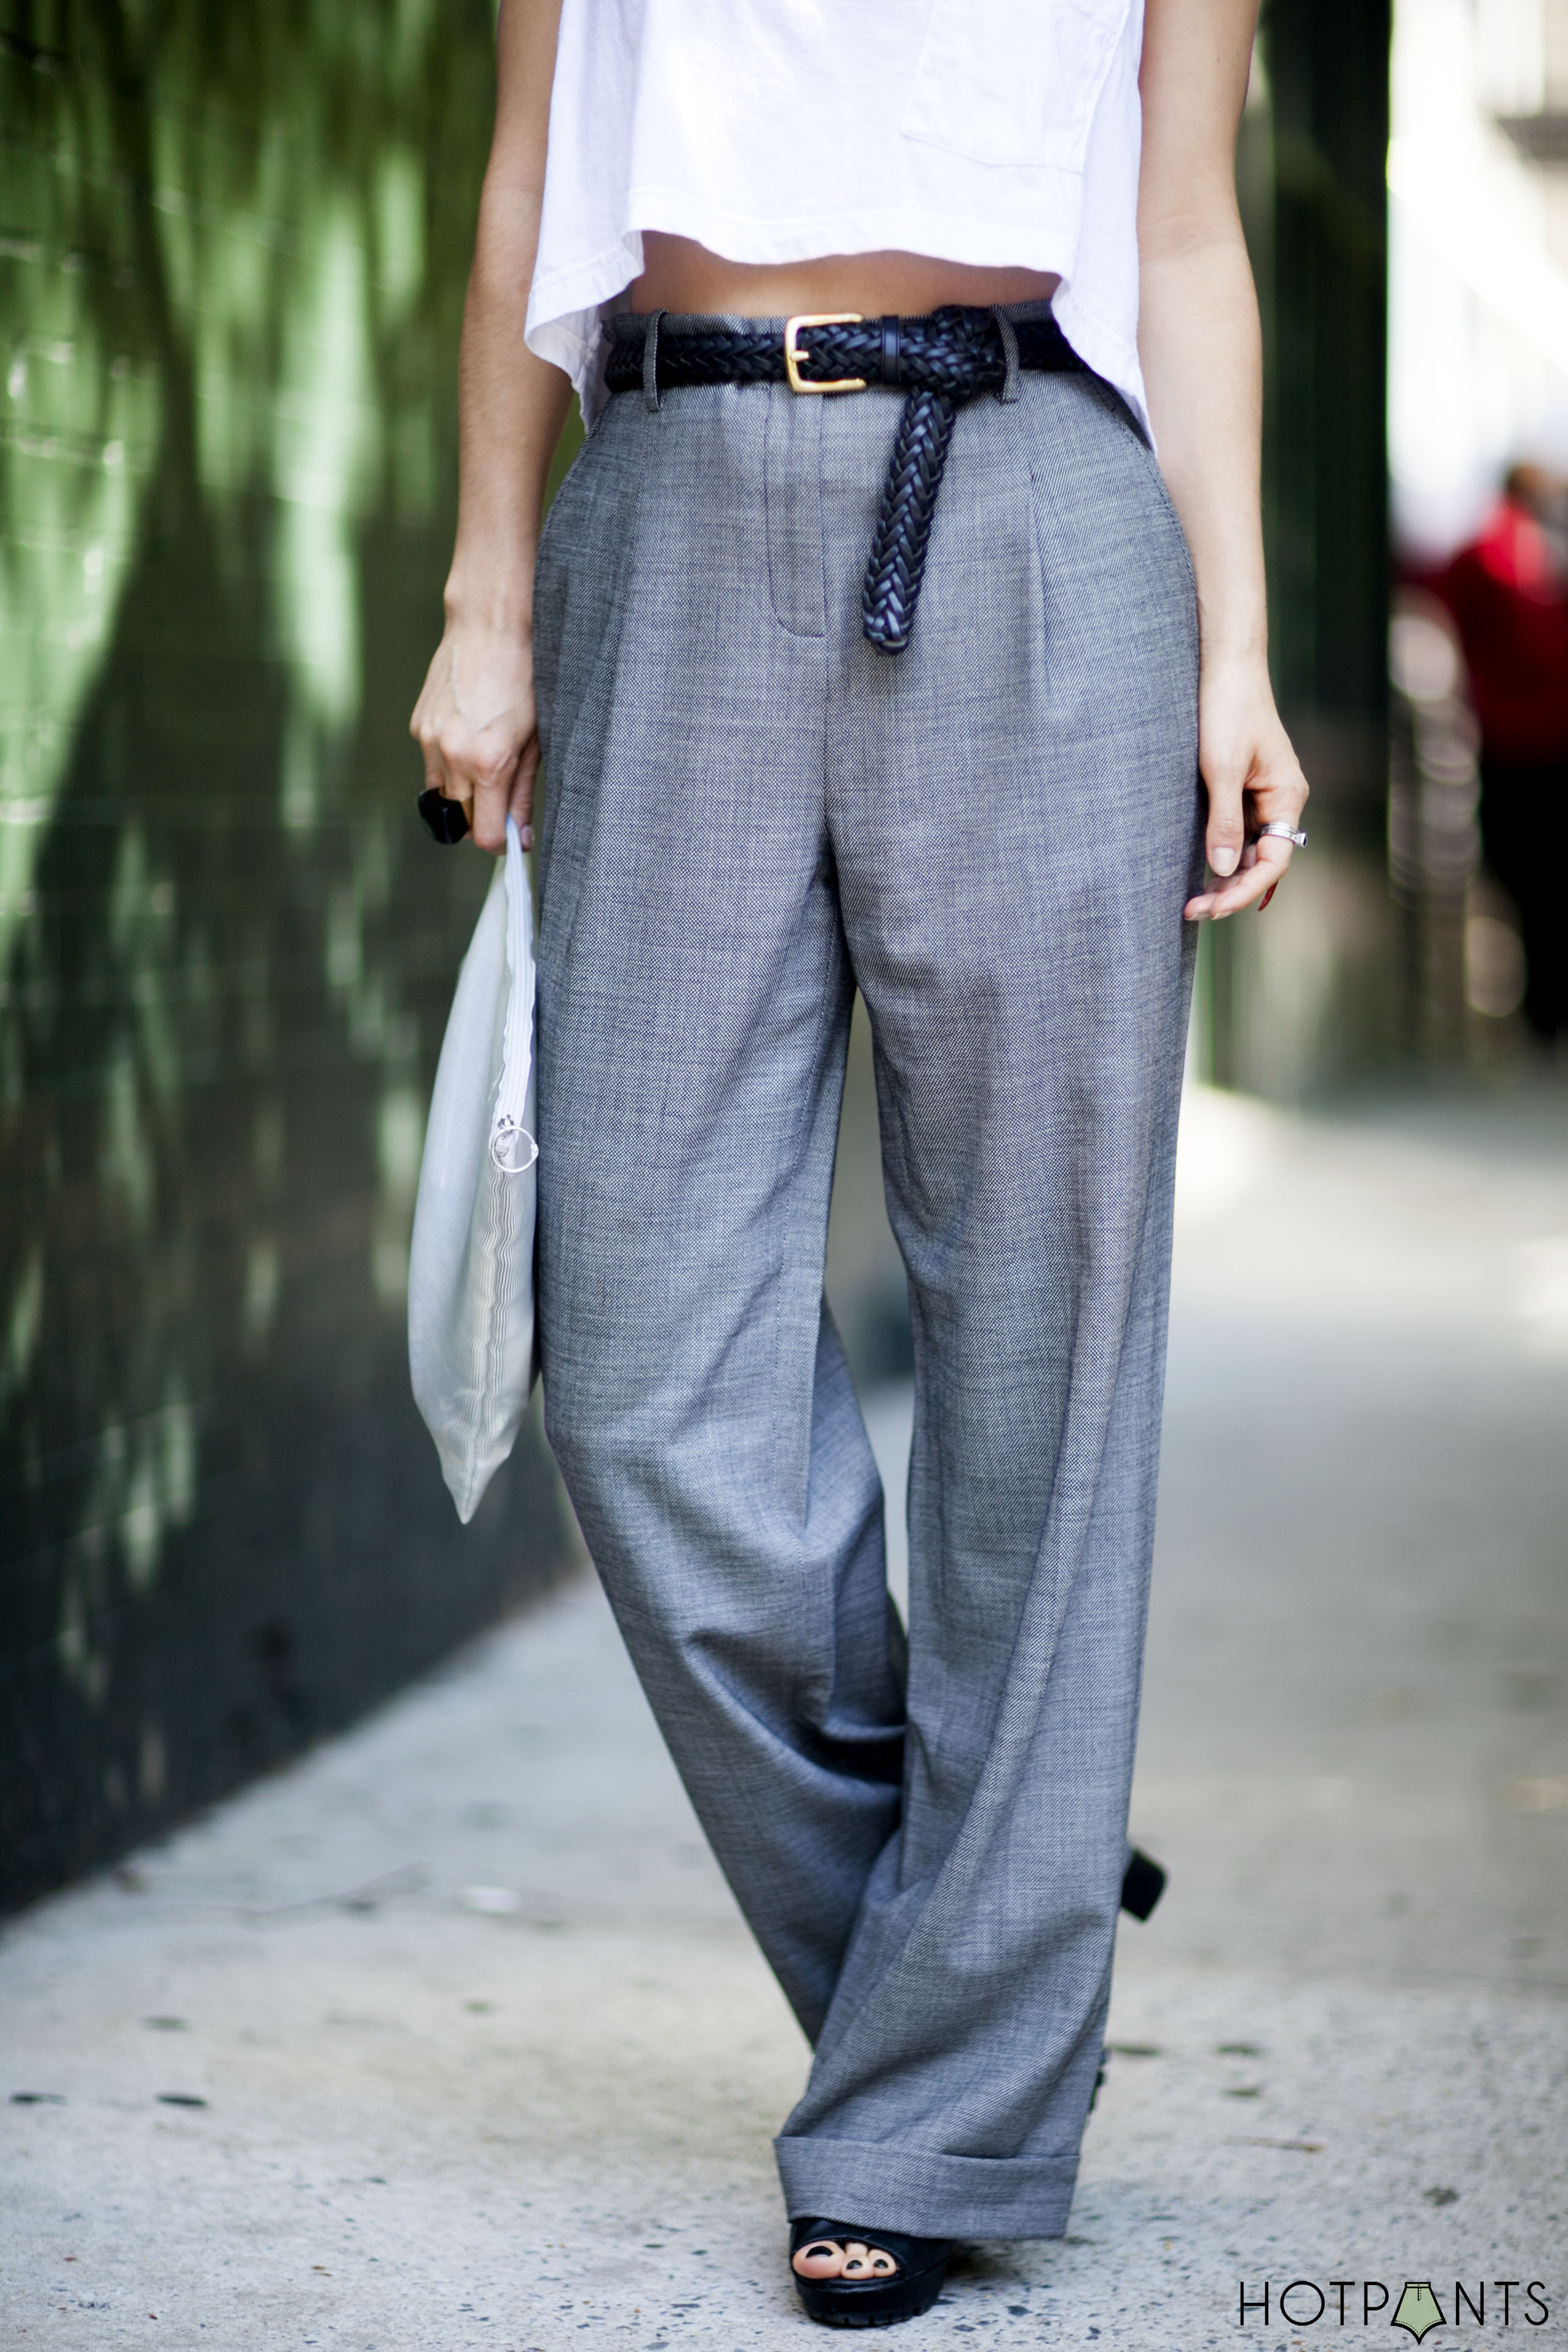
left=771, top=373, right=1201, bottom=2240
left=532, top=380, right=906, bottom=2039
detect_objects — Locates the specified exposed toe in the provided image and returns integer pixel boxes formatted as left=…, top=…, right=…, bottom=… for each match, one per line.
left=793, top=2236, right=901, bottom=2283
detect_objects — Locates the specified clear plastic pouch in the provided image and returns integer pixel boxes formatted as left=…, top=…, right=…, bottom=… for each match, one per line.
left=408, top=816, right=538, bottom=1522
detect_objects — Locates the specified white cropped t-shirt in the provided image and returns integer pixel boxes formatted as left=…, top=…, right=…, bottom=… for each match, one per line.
left=526, top=0, right=1148, bottom=435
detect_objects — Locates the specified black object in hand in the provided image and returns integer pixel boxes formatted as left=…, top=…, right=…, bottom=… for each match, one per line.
left=418, top=787, right=470, bottom=845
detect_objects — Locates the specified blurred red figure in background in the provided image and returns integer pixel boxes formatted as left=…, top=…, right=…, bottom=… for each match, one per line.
left=1435, top=464, right=1568, bottom=1045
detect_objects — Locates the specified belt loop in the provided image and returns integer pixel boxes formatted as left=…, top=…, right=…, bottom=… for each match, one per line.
left=642, top=310, right=666, bottom=413
left=991, top=307, right=1021, bottom=405
left=880, top=313, right=900, bottom=387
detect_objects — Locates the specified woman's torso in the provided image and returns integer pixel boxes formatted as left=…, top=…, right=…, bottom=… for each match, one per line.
left=526, top=0, right=1147, bottom=433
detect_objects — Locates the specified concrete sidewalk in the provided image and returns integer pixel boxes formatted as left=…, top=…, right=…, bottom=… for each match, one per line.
left=4, top=1086, right=1567, bottom=2351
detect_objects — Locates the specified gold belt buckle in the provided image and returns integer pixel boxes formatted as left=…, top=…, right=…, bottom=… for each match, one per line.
left=783, top=313, right=866, bottom=395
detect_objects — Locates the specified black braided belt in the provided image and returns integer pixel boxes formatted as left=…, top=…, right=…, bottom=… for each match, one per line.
left=604, top=305, right=1084, bottom=655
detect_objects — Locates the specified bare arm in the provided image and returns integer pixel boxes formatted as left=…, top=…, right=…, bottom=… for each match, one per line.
left=1138, top=0, right=1308, bottom=919
left=411, top=0, right=571, bottom=854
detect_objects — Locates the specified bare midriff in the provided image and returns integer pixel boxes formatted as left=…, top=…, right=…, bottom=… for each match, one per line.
left=625, top=231, right=1061, bottom=320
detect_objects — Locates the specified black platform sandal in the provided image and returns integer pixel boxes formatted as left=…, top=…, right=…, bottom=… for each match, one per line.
left=789, top=2217, right=953, bottom=2328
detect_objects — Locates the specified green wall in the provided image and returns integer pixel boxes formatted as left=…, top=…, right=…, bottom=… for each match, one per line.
left=0, top=0, right=1400, bottom=1909
left=1, top=1, right=573, bottom=1913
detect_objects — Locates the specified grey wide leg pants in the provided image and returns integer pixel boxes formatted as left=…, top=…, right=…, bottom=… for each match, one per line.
left=532, top=315, right=1201, bottom=2243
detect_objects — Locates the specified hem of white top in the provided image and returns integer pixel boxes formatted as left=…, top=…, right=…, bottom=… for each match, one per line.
left=608, top=192, right=1080, bottom=278
left=526, top=202, right=1082, bottom=367
left=1051, top=286, right=1148, bottom=439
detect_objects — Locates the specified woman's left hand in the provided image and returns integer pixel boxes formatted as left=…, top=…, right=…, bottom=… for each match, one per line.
left=1184, top=650, right=1310, bottom=921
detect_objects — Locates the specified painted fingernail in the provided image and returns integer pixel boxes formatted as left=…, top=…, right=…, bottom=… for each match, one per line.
left=520, top=826, right=534, bottom=848
left=1259, top=882, right=1278, bottom=911
left=1210, top=847, right=1239, bottom=878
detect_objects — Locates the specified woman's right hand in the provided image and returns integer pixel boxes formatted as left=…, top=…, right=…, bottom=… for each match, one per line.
left=409, top=618, right=540, bottom=856
left=410, top=0, right=571, bottom=855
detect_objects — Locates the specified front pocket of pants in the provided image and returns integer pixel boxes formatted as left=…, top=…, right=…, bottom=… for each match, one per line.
left=900, top=0, right=1132, bottom=173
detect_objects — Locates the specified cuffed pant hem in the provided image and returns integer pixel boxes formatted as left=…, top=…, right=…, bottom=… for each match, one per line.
left=774, top=2134, right=1078, bottom=2242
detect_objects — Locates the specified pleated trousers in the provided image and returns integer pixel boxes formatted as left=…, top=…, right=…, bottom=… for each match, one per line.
left=532, top=314, right=1201, bottom=2241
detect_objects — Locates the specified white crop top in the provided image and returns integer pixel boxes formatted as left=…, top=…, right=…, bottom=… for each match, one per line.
left=526, top=0, right=1149, bottom=435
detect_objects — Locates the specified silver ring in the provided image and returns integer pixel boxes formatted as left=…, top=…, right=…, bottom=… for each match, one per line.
left=1256, top=821, right=1307, bottom=849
